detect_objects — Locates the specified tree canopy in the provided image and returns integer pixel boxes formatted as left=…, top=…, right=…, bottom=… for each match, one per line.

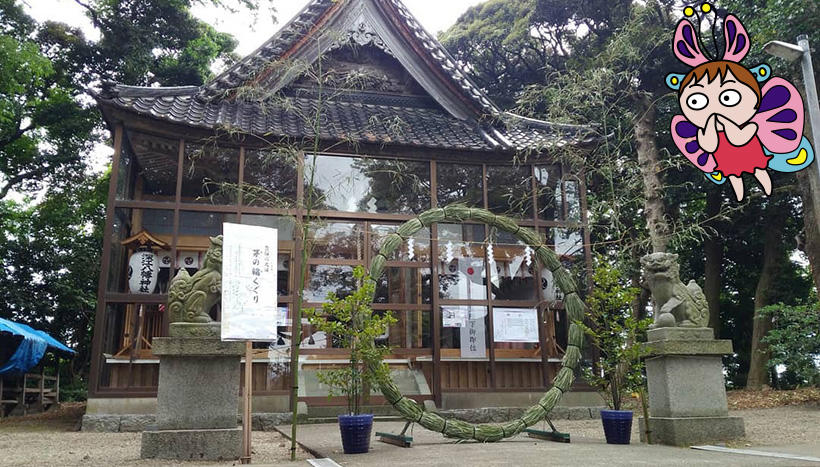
left=443, top=0, right=817, bottom=388
left=0, top=0, right=270, bottom=378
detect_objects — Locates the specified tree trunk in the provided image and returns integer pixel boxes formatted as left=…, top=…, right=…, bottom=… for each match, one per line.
left=703, top=190, right=723, bottom=337
left=635, top=93, right=670, bottom=253
left=796, top=168, right=820, bottom=293
left=746, top=201, right=786, bottom=390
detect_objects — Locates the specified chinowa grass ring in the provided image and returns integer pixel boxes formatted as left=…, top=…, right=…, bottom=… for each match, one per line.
left=364, top=206, right=588, bottom=442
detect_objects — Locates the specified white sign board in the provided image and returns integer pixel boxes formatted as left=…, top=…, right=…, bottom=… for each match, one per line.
left=442, top=306, right=468, bottom=328
left=493, top=308, right=539, bottom=343
left=459, top=307, right=487, bottom=358
left=221, top=223, right=281, bottom=341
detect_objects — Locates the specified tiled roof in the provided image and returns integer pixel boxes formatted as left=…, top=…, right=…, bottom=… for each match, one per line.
left=100, top=84, right=591, bottom=151
left=95, top=0, right=595, bottom=152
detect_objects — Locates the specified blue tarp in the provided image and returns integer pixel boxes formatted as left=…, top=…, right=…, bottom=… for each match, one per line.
left=0, top=318, right=75, bottom=375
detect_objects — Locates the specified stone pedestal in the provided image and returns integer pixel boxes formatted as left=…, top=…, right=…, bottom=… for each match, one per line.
left=140, top=323, right=245, bottom=461
left=639, top=327, right=745, bottom=446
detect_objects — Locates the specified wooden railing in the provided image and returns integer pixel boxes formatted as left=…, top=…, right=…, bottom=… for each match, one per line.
left=0, top=368, right=60, bottom=417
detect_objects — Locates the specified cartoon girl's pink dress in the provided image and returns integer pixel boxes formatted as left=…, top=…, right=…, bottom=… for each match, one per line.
left=713, top=133, right=772, bottom=177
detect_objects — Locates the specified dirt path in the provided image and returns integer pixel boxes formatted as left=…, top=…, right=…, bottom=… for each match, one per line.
left=1, top=404, right=817, bottom=466
left=0, top=403, right=309, bottom=466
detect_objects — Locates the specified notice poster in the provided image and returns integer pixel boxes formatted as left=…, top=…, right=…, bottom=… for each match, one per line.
left=459, top=307, right=487, bottom=358
left=492, top=308, right=539, bottom=343
left=442, top=306, right=468, bottom=328
left=221, top=223, right=280, bottom=341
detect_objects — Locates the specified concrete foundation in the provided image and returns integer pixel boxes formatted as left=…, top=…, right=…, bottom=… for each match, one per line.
left=140, top=427, right=242, bottom=461
left=441, top=389, right=604, bottom=409
left=638, top=416, right=746, bottom=446
left=641, top=327, right=744, bottom=446
left=140, top=332, right=244, bottom=460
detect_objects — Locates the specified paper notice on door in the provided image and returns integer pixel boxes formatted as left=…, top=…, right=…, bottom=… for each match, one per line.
left=492, top=308, right=539, bottom=343
left=442, top=306, right=468, bottom=327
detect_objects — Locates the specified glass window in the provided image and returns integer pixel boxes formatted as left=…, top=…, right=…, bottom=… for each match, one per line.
left=232, top=215, right=295, bottom=241
left=375, top=310, right=431, bottom=350
left=436, top=163, right=483, bottom=208
left=124, top=132, right=179, bottom=202
left=488, top=231, right=537, bottom=301
left=309, top=222, right=365, bottom=260
left=564, top=178, right=582, bottom=222
left=440, top=305, right=489, bottom=359
left=275, top=305, right=321, bottom=350
left=438, top=224, right=487, bottom=300
left=116, top=142, right=135, bottom=201
left=178, top=211, right=224, bottom=237
left=486, top=165, right=533, bottom=218
left=374, top=267, right=432, bottom=305
left=107, top=208, right=174, bottom=294
left=306, top=155, right=430, bottom=214
left=243, top=149, right=298, bottom=208
left=182, top=143, right=239, bottom=204
left=535, top=165, right=561, bottom=221
left=99, top=302, right=163, bottom=389
left=304, top=265, right=355, bottom=302
left=553, top=227, right=583, bottom=257
left=370, top=224, right=431, bottom=262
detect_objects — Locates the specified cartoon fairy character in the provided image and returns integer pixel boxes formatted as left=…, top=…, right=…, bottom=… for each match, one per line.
left=666, top=3, right=814, bottom=202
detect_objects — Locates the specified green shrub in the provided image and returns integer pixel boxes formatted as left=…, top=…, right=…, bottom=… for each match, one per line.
left=59, top=378, right=88, bottom=402
left=759, top=302, right=820, bottom=388
left=577, top=259, right=651, bottom=410
left=305, top=266, right=396, bottom=414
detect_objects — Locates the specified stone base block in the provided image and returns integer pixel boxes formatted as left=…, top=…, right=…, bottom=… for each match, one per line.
left=140, top=427, right=241, bottom=460
left=639, top=416, right=745, bottom=446
left=646, top=354, right=730, bottom=418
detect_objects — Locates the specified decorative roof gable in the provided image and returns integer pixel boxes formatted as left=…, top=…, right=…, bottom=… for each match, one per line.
left=96, top=0, right=594, bottom=152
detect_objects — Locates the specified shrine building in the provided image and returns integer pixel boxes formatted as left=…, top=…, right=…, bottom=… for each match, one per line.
left=88, top=0, right=597, bottom=417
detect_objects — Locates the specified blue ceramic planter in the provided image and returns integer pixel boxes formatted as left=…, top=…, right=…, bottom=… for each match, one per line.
left=600, top=409, right=633, bottom=444
left=338, top=413, right=374, bottom=454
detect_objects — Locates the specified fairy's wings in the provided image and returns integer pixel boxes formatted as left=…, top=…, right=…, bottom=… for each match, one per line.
left=671, top=115, right=717, bottom=173
left=766, top=136, right=815, bottom=173
left=752, top=77, right=804, bottom=154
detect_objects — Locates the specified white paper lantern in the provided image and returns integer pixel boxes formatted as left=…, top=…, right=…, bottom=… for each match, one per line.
left=128, top=250, right=159, bottom=294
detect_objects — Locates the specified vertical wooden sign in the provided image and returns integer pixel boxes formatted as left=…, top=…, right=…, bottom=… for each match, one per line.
left=221, top=223, right=280, bottom=464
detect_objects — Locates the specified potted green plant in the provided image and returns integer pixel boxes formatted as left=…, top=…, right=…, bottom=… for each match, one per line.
left=577, top=260, right=652, bottom=444
left=306, top=266, right=396, bottom=454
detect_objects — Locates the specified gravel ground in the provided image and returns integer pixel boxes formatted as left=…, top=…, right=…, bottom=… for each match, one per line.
left=0, top=430, right=309, bottom=467
left=536, top=405, right=820, bottom=448
left=1, top=405, right=817, bottom=466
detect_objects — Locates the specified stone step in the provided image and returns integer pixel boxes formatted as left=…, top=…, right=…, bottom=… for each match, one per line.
left=304, top=415, right=405, bottom=424
left=306, top=404, right=402, bottom=419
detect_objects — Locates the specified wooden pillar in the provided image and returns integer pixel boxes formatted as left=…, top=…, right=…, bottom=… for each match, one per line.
left=88, top=123, right=124, bottom=396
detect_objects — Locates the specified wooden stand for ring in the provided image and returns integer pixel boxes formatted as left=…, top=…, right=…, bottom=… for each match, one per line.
left=241, top=341, right=253, bottom=464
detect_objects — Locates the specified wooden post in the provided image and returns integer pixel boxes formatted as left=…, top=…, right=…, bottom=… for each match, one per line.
left=38, top=365, right=45, bottom=411
left=241, top=341, right=253, bottom=464
left=55, top=359, right=60, bottom=408
left=21, top=374, right=27, bottom=416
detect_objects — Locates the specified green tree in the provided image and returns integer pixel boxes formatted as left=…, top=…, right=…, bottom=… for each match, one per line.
left=0, top=0, right=97, bottom=199
left=0, top=0, right=270, bottom=381
left=0, top=173, right=107, bottom=376
left=759, top=301, right=820, bottom=388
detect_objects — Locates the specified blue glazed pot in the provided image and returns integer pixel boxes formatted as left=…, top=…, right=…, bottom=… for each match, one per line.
left=600, top=409, right=633, bottom=444
left=338, top=413, right=374, bottom=454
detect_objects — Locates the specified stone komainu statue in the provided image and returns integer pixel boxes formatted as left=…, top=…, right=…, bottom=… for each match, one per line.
left=168, top=236, right=223, bottom=323
left=641, top=252, right=709, bottom=328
